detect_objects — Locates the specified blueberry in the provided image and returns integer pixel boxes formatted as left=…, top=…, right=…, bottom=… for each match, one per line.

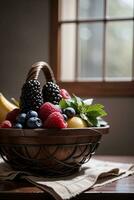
left=16, top=113, right=26, bottom=124
left=62, top=114, right=68, bottom=121
left=26, top=110, right=38, bottom=119
left=63, top=107, right=76, bottom=118
left=27, top=117, right=42, bottom=128
left=14, top=123, right=23, bottom=129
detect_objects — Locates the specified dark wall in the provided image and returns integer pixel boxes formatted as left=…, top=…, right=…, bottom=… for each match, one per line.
left=0, top=0, right=49, bottom=99
left=0, top=0, right=133, bottom=155
left=94, top=98, right=134, bottom=155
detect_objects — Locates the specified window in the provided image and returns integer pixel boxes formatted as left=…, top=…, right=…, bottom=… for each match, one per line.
left=50, top=0, right=134, bottom=97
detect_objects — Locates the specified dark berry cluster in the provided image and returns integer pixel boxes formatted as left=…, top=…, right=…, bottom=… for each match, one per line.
left=42, top=82, right=62, bottom=105
left=14, top=110, right=42, bottom=129
left=20, top=79, right=43, bottom=112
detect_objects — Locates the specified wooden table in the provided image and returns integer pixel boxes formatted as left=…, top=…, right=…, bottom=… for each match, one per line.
left=0, top=156, right=133, bottom=200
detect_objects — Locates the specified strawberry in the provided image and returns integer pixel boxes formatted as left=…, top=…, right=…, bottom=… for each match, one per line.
left=0, top=120, right=12, bottom=128
left=43, top=112, right=67, bottom=128
left=39, top=102, right=61, bottom=121
left=6, top=108, right=20, bottom=123
left=60, top=89, right=71, bottom=99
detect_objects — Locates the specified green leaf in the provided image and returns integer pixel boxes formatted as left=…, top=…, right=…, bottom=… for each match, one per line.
left=72, top=95, right=82, bottom=112
left=59, top=99, right=71, bottom=109
left=82, top=104, right=103, bottom=112
left=59, top=98, right=79, bottom=111
left=59, top=95, right=107, bottom=127
left=80, top=103, right=107, bottom=126
left=82, top=104, right=107, bottom=117
left=72, top=95, right=82, bottom=107
left=87, top=115, right=98, bottom=127
left=72, top=95, right=83, bottom=113
left=80, top=113, right=93, bottom=126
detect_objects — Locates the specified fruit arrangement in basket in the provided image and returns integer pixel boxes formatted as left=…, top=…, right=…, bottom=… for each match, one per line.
left=0, top=62, right=107, bottom=129
left=0, top=61, right=109, bottom=176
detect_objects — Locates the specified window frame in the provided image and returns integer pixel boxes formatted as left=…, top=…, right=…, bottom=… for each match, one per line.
left=49, top=0, right=134, bottom=97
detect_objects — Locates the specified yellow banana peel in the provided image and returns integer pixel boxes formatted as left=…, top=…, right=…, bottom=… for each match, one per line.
left=0, top=93, right=18, bottom=123
left=11, top=97, right=20, bottom=107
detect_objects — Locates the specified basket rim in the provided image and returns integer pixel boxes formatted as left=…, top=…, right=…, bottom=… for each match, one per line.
left=0, top=125, right=109, bottom=134
left=0, top=125, right=109, bottom=145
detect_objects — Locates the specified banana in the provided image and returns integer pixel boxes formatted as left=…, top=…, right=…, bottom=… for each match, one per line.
left=0, top=93, right=18, bottom=123
left=11, top=97, right=20, bottom=107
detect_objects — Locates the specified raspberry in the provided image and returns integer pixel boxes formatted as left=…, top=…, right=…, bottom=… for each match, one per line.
left=39, top=102, right=61, bottom=121
left=0, top=120, right=12, bottom=128
left=60, top=89, right=71, bottom=99
left=44, top=112, right=67, bottom=128
left=6, top=108, right=20, bottom=123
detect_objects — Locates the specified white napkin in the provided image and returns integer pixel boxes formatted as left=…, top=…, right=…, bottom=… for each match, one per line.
left=0, top=158, right=133, bottom=200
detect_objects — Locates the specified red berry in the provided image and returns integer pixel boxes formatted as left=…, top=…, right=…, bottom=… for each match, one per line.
left=60, top=89, right=71, bottom=99
left=6, top=108, right=20, bottom=123
left=0, top=120, right=12, bottom=128
left=44, top=112, right=67, bottom=128
left=39, top=102, right=61, bottom=121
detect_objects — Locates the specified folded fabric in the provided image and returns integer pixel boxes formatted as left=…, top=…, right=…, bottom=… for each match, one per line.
left=0, top=157, right=133, bottom=200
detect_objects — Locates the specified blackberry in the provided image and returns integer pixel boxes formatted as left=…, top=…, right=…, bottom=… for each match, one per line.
left=20, top=79, right=43, bottom=112
left=42, top=82, right=62, bottom=105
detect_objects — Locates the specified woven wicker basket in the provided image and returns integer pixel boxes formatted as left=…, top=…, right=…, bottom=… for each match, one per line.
left=0, top=61, right=109, bottom=177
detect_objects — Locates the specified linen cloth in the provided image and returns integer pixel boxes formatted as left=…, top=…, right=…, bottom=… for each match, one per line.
left=0, top=157, right=133, bottom=200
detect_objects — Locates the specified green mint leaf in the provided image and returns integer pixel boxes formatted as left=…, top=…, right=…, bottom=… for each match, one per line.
left=72, top=94, right=84, bottom=113
left=82, top=104, right=107, bottom=117
left=80, top=113, right=93, bottom=126
left=60, top=96, right=107, bottom=127
left=59, top=99, right=71, bottom=109
left=80, top=103, right=107, bottom=126
left=87, top=115, right=98, bottom=126
left=59, top=98, right=78, bottom=111
left=72, top=95, right=82, bottom=107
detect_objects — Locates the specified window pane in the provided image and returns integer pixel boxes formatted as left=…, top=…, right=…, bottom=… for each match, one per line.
left=106, top=22, right=133, bottom=81
left=59, top=0, right=76, bottom=21
left=60, top=24, right=76, bottom=81
left=78, top=23, right=103, bottom=80
left=78, top=0, right=104, bottom=19
left=107, top=0, right=133, bottom=18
